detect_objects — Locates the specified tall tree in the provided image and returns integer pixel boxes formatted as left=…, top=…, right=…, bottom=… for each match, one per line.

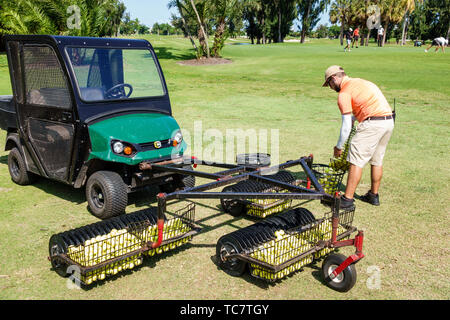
left=169, top=0, right=198, bottom=52
left=297, top=0, right=330, bottom=43
left=190, top=0, right=210, bottom=58
left=329, top=0, right=352, bottom=45
left=210, top=0, right=242, bottom=57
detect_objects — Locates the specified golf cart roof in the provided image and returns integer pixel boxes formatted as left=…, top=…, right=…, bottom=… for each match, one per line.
left=4, top=35, right=172, bottom=123
left=4, top=34, right=153, bottom=50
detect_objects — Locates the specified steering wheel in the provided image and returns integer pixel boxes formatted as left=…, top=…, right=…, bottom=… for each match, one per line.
left=105, top=83, right=133, bottom=99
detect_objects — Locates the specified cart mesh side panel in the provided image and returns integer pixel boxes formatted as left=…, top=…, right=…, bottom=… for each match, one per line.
left=28, top=118, right=74, bottom=180
left=23, top=46, right=71, bottom=109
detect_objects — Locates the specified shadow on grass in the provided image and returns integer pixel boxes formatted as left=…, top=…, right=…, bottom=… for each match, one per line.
left=153, top=46, right=196, bottom=61
left=0, top=155, right=7, bottom=165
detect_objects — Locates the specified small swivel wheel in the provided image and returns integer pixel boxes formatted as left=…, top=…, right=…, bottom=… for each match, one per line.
left=321, top=253, right=357, bottom=292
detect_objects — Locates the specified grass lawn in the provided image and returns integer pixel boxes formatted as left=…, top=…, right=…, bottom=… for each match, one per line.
left=0, top=36, right=449, bottom=300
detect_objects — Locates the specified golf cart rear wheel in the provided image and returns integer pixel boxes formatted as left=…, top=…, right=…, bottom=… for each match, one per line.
left=321, top=253, right=357, bottom=292
left=216, top=235, right=247, bottom=277
left=8, top=147, right=37, bottom=185
left=86, top=171, right=128, bottom=220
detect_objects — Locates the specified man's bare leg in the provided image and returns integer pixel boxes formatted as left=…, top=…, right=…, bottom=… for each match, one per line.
left=370, top=165, right=383, bottom=194
left=344, top=164, right=363, bottom=199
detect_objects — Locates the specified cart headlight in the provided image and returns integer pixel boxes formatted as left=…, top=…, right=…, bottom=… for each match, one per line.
left=172, top=131, right=183, bottom=147
left=112, top=141, right=124, bottom=154
left=111, top=140, right=136, bottom=156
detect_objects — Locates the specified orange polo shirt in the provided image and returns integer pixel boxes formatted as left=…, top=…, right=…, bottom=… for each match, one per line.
left=338, top=76, right=392, bottom=123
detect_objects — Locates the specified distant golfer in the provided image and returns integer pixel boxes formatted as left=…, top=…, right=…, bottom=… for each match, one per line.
left=322, top=66, right=395, bottom=209
left=425, top=37, right=448, bottom=53
left=344, top=28, right=353, bottom=52
left=352, top=27, right=360, bottom=48
left=377, top=26, right=384, bottom=47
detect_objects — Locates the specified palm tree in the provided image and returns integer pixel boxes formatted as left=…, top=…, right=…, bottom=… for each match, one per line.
left=210, top=0, right=241, bottom=57
left=380, top=0, right=409, bottom=46
left=0, top=0, right=125, bottom=37
left=297, top=0, right=330, bottom=44
left=400, top=0, right=423, bottom=45
left=329, top=0, right=352, bottom=45
left=168, top=0, right=199, bottom=52
left=190, top=0, right=210, bottom=58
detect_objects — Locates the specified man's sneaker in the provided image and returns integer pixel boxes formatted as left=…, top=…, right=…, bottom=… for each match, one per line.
left=360, top=191, right=380, bottom=206
left=340, top=195, right=355, bottom=210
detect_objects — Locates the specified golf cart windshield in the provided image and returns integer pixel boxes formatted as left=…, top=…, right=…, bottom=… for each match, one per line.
left=66, top=47, right=165, bottom=102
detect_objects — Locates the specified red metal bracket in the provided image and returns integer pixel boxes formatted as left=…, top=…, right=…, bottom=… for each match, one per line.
left=330, top=231, right=365, bottom=279
left=191, top=156, right=198, bottom=169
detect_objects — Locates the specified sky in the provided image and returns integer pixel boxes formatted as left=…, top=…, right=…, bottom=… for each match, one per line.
left=122, top=0, right=331, bottom=31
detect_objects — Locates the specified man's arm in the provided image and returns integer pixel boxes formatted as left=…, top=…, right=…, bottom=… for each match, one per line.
left=334, top=113, right=353, bottom=157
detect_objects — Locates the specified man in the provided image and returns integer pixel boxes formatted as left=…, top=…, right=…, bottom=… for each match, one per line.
left=425, top=37, right=448, bottom=53
left=322, top=66, right=395, bottom=209
left=344, top=28, right=353, bottom=52
left=377, top=26, right=384, bottom=47
left=352, top=27, right=360, bottom=48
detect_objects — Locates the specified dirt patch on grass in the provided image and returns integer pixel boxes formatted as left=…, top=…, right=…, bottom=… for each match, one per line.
left=177, top=57, right=232, bottom=66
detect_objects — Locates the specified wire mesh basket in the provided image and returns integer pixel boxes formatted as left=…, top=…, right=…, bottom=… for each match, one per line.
left=248, top=208, right=355, bottom=282
left=311, top=164, right=346, bottom=195
left=52, top=203, right=196, bottom=285
left=245, top=186, right=295, bottom=218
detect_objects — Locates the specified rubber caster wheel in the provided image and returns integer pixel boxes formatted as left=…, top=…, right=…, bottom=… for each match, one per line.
left=321, top=253, right=357, bottom=292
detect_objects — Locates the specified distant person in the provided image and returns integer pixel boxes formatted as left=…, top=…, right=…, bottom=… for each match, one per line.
left=352, top=27, right=360, bottom=48
left=322, top=65, right=395, bottom=209
left=425, top=37, right=448, bottom=53
left=344, top=28, right=353, bottom=52
left=377, top=26, right=384, bottom=47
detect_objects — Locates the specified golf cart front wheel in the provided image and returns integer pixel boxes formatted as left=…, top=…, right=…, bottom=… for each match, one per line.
left=321, top=253, right=357, bottom=292
left=86, top=171, right=128, bottom=220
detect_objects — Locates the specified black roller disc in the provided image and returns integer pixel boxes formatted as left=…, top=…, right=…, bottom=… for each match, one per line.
left=89, top=223, right=106, bottom=237
left=66, top=230, right=83, bottom=246
left=240, top=228, right=259, bottom=249
left=60, top=232, right=75, bottom=247
left=216, top=234, right=247, bottom=277
left=244, top=226, right=265, bottom=245
left=231, top=231, right=252, bottom=251
left=83, top=226, right=97, bottom=239
left=49, top=234, right=70, bottom=278
left=74, top=228, right=90, bottom=243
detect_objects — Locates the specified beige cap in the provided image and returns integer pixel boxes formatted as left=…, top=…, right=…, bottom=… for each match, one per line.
left=322, top=65, right=345, bottom=87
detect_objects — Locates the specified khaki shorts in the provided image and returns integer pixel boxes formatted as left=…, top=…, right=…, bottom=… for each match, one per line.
left=348, top=118, right=394, bottom=168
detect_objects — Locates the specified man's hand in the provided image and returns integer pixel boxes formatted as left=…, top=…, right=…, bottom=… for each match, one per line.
left=334, top=146, right=343, bottom=158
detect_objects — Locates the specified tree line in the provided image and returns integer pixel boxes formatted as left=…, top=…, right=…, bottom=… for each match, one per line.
left=0, top=0, right=150, bottom=38
left=0, top=0, right=448, bottom=58
left=170, top=0, right=449, bottom=58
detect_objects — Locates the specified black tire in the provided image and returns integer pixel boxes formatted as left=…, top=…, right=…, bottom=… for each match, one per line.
left=216, top=235, right=247, bottom=277
left=8, top=147, right=37, bottom=186
left=86, top=171, right=128, bottom=220
left=321, top=253, right=357, bottom=292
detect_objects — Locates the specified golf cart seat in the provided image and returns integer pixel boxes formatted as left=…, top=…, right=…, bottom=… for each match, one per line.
left=80, top=87, right=104, bottom=101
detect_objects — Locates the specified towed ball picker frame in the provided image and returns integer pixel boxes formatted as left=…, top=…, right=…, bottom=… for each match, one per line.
left=142, top=154, right=365, bottom=290
left=49, top=154, right=365, bottom=291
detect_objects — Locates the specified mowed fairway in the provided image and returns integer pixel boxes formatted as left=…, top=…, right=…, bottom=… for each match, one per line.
left=0, top=36, right=449, bottom=300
